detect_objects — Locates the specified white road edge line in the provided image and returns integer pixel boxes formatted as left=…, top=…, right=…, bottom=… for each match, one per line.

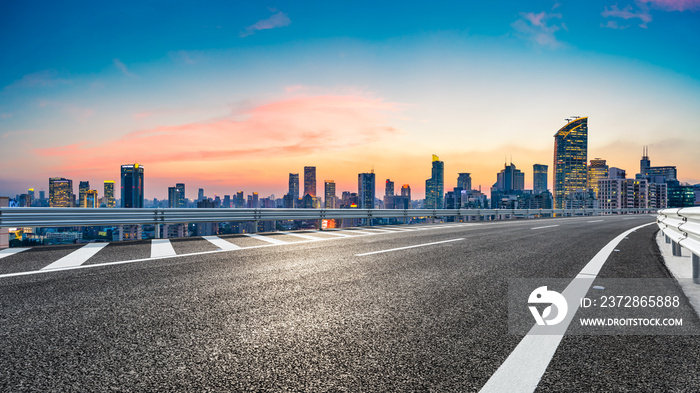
left=587, top=220, right=604, bottom=223
left=355, top=238, right=464, bottom=256
left=151, top=239, right=176, bottom=258
left=0, top=247, right=30, bottom=259
left=41, top=243, right=109, bottom=270
left=202, top=236, right=242, bottom=251
left=279, top=232, right=325, bottom=241
left=479, top=222, right=655, bottom=393
left=531, top=225, right=560, bottom=230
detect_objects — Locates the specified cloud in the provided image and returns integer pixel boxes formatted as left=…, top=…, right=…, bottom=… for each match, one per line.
left=240, top=9, right=291, bottom=37
left=602, top=4, right=653, bottom=28
left=38, top=100, right=95, bottom=121
left=113, top=58, right=136, bottom=77
left=4, top=70, right=71, bottom=90
left=643, top=0, right=700, bottom=11
left=512, top=12, right=566, bottom=49
left=35, top=93, right=404, bottom=172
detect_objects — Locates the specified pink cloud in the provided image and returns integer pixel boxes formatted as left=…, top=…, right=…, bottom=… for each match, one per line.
left=512, top=12, right=566, bottom=49
left=644, top=0, right=700, bottom=11
left=240, top=9, right=291, bottom=37
left=35, top=94, right=404, bottom=172
left=602, top=4, right=653, bottom=28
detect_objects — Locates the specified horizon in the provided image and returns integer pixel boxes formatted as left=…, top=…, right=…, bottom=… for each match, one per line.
left=1, top=1, right=699, bottom=200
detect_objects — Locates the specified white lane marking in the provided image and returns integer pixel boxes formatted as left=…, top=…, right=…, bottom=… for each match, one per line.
left=279, top=232, right=324, bottom=241
left=587, top=220, right=604, bottom=223
left=622, top=217, right=637, bottom=220
left=359, top=228, right=397, bottom=233
left=245, top=233, right=288, bottom=244
left=151, top=239, right=176, bottom=258
left=530, top=225, right=560, bottom=230
left=479, top=222, right=655, bottom=393
left=311, top=230, right=354, bottom=237
left=202, top=236, right=242, bottom=251
left=382, top=227, right=416, bottom=231
left=41, top=243, right=109, bottom=270
left=342, top=230, right=378, bottom=235
left=355, top=238, right=464, bottom=256
left=0, top=248, right=30, bottom=259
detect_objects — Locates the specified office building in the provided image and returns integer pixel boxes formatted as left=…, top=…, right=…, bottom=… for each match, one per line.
left=358, top=172, right=376, bottom=209
left=457, top=173, right=472, bottom=192
left=236, top=191, right=244, bottom=208
left=304, top=166, right=316, bottom=197
left=121, top=163, right=144, bottom=208
left=168, top=183, right=186, bottom=208
left=609, top=167, right=626, bottom=179
left=533, top=164, right=548, bottom=195
left=383, top=179, right=395, bottom=208
left=78, top=181, right=90, bottom=207
left=425, top=155, right=444, bottom=209
left=85, top=189, right=99, bottom=208
left=49, top=177, right=73, bottom=207
left=104, top=181, right=115, bottom=208
left=599, top=178, right=649, bottom=209
left=553, top=116, right=588, bottom=208
left=289, top=173, right=300, bottom=200
left=588, top=158, right=609, bottom=198
left=324, top=180, right=336, bottom=209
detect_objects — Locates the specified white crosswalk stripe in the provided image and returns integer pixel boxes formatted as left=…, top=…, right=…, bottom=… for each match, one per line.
left=245, top=233, right=289, bottom=244
left=41, top=243, right=109, bottom=270
left=0, top=248, right=29, bottom=259
left=279, top=232, right=324, bottom=241
left=151, top=239, right=176, bottom=258
left=202, top=236, right=242, bottom=251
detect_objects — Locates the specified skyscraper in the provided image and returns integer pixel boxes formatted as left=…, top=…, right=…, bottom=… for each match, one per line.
left=85, top=189, right=98, bottom=208
left=104, top=181, right=115, bottom=208
left=495, top=163, right=525, bottom=192
left=198, top=188, right=205, bottom=201
left=425, top=155, right=444, bottom=209
left=236, top=191, right=244, bottom=208
left=121, top=163, right=144, bottom=208
left=78, top=181, right=90, bottom=208
left=168, top=183, right=186, bottom=208
left=640, top=146, right=651, bottom=178
left=457, top=173, right=472, bottom=192
left=288, top=173, right=300, bottom=200
left=384, top=179, right=395, bottom=208
left=358, top=172, right=375, bottom=209
left=304, top=166, right=316, bottom=197
left=533, top=165, right=548, bottom=195
left=49, top=177, right=73, bottom=207
left=588, top=158, right=609, bottom=198
left=324, top=180, right=336, bottom=209
left=553, top=117, right=588, bottom=208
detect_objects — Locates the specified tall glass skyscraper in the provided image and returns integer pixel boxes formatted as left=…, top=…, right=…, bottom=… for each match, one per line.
left=533, top=164, right=548, bottom=195
left=324, top=180, right=336, bottom=209
left=553, top=117, right=588, bottom=208
left=78, top=181, right=90, bottom=208
left=588, top=158, right=609, bottom=198
left=358, top=172, right=375, bottom=209
left=425, top=155, right=444, bottom=209
left=121, top=163, right=144, bottom=208
left=304, top=166, right=316, bottom=197
left=288, top=173, right=300, bottom=200
left=104, top=181, right=115, bottom=208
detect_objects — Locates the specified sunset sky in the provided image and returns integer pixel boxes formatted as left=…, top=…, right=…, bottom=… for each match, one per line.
left=1, top=1, right=699, bottom=200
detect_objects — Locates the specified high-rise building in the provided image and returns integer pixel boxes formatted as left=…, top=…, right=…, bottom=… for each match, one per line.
left=393, top=184, right=411, bottom=209
left=425, top=155, right=444, bottom=209
left=236, top=192, right=244, bottom=208
left=553, top=117, right=588, bottom=208
left=288, top=173, right=300, bottom=199
left=598, top=178, right=648, bottom=209
left=223, top=195, right=231, bottom=208
left=168, top=183, right=186, bottom=208
left=648, top=183, right=668, bottom=209
left=324, top=180, right=336, bottom=209
left=304, top=166, right=316, bottom=197
left=198, top=188, right=205, bottom=201
left=457, top=173, right=472, bottom=192
left=49, top=177, right=73, bottom=207
left=121, top=163, right=144, bottom=208
left=495, top=163, right=524, bottom=192
left=358, top=172, right=375, bottom=209
left=85, top=189, right=99, bottom=208
left=640, top=146, right=651, bottom=178
left=104, top=181, right=115, bottom=208
left=383, top=179, right=395, bottom=208
left=609, top=167, right=626, bottom=179
left=78, top=181, right=90, bottom=208
left=533, top=165, right=548, bottom=195
left=588, top=158, right=609, bottom=198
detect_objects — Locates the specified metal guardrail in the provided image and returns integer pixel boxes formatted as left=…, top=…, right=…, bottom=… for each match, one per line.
left=0, top=207, right=657, bottom=228
left=657, top=207, right=700, bottom=283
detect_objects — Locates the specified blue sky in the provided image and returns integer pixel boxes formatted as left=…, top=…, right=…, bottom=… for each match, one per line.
left=1, top=1, right=698, bottom=199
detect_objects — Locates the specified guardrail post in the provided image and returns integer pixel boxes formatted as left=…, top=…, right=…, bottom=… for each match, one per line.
left=118, top=225, right=124, bottom=242
left=671, top=240, right=682, bottom=257
left=0, top=197, right=8, bottom=249
left=155, top=224, right=161, bottom=239
left=693, top=254, right=700, bottom=285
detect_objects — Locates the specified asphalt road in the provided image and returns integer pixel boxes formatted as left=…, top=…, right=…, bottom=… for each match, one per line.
left=1, top=215, right=698, bottom=392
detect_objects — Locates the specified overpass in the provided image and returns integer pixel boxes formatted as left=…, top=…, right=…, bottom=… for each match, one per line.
left=0, top=208, right=699, bottom=391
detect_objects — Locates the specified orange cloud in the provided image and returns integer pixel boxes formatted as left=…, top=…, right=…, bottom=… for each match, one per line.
left=35, top=94, right=404, bottom=174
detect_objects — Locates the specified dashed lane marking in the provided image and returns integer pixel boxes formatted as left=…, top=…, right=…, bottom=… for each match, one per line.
left=202, top=236, right=242, bottom=251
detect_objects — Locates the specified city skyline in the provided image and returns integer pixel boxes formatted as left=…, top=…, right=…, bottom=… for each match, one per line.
left=1, top=1, right=699, bottom=199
